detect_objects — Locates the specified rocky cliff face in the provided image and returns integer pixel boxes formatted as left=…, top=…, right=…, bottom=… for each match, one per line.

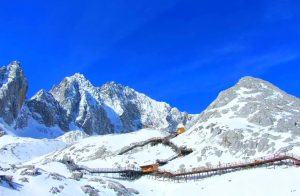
left=10, top=66, right=191, bottom=136
left=98, top=81, right=191, bottom=133
left=26, top=90, right=69, bottom=130
left=47, top=74, right=191, bottom=134
left=50, top=74, right=114, bottom=135
left=0, top=61, right=28, bottom=125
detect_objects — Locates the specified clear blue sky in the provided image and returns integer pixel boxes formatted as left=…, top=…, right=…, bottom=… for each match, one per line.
left=0, top=0, right=300, bottom=113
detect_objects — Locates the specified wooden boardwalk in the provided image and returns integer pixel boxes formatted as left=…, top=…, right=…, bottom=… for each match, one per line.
left=117, top=137, right=164, bottom=155
left=59, top=133, right=300, bottom=181
left=152, top=154, right=300, bottom=181
left=117, top=133, right=193, bottom=166
left=61, top=135, right=300, bottom=182
left=73, top=153, right=300, bottom=182
left=77, top=166, right=141, bottom=174
left=118, top=133, right=180, bottom=155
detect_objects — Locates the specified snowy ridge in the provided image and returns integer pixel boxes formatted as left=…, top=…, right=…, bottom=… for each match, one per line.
left=40, top=129, right=170, bottom=168
left=57, top=130, right=89, bottom=145
left=0, top=135, right=66, bottom=167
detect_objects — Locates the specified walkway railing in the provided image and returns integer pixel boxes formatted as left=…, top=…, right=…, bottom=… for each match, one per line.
left=66, top=153, right=299, bottom=181
left=154, top=153, right=300, bottom=180
left=117, top=134, right=193, bottom=166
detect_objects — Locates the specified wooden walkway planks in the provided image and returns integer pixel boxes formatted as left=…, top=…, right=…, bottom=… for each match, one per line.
left=71, top=153, right=300, bottom=182
left=158, top=154, right=300, bottom=178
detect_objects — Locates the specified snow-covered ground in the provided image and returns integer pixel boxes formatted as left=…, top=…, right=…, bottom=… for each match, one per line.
left=0, top=135, right=66, bottom=167
left=1, top=127, right=300, bottom=195
left=121, top=166, right=300, bottom=196
left=36, top=129, right=170, bottom=168
left=1, top=165, right=299, bottom=196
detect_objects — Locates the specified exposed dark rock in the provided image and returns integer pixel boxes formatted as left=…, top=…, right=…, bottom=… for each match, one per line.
left=49, top=187, right=61, bottom=194
left=0, top=61, right=28, bottom=124
left=71, top=171, right=83, bottom=181
left=48, top=173, right=66, bottom=181
left=26, top=90, right=69, bottom=131
left=19, top=177, right=29, bottom=183
left=81, top=185, right=99, bottom=196
left=20, top=168, right=40, bottom=176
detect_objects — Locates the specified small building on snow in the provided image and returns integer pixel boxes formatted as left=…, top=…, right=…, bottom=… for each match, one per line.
left=177, top=124, right=186, bottom=134
left=140, top=164, right=159, bottom=173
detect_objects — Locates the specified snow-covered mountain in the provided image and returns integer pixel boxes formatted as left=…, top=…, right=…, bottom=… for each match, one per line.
left=0, top=61, right=193, bottom=137
left=193, top=76, right=300, bottom=133
left=165, top=76, right=300, bottom=170
left=0, top=65, right=300, bottom=196
left=49, top=73, right=192, bottom=135
left=31, top=76, right=300, bottom=173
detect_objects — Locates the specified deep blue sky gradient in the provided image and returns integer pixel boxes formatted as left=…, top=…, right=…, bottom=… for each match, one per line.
left=0, top=0, right=300, bottom=113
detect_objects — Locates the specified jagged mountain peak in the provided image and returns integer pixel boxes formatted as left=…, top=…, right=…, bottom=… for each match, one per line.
left=99, top=81, right=170, bottom=107
left=63, top=73, right=95, bottom=90
left=1, top=60, right=25, bottom=83
left=99, top=81, right=138, bottom=101
left=9, top=60, right=21, bottom=66
left=100, top=81, right=132, bottom=94
left=50, top=73, right=99, bottom=107
left=0, top=61, right=28, bottom=124
left=5, top=61, right=24, bottom=80
left=31, top=89, right=50, bottom=100
left=6, top=60, right=22, bottom=71
left=102, top=81, right=119, bottom=87
left=67, top=72, right=87, bottom=81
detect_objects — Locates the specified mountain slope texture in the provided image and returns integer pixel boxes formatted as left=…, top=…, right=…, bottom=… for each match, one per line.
left=0, top=61, right=192, bottom=137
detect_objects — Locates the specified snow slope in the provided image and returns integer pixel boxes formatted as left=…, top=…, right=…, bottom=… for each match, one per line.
left=40, top=129, right=171, bottom=168
left=120, top=166, right=300, bottom=196
left=0, top=127, right=300, bottom=196
left=0, top=161, right=138, bottom=196
left=160, top=76, right=300, bottom=171
left=1, top=163, right=299, bottom=196
left=0, top=135, right=66, bottom=167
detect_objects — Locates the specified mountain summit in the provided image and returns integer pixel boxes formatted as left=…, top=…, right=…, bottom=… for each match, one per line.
left=0, top=61, right=28, bottom=125
left=198, top=76, right=300, bottom=131
left=170, top=76, right=300, bottom=166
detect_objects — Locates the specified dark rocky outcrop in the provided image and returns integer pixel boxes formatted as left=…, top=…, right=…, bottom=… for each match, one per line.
left=0, top=61, right=28, bottom=124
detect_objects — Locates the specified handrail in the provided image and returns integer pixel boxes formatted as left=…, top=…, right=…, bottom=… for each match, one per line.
left=72, top=153, right=299, bottom=178
left=157, top=154, right=300, bottom=177
left=117, top=134, right=184, bottom=155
